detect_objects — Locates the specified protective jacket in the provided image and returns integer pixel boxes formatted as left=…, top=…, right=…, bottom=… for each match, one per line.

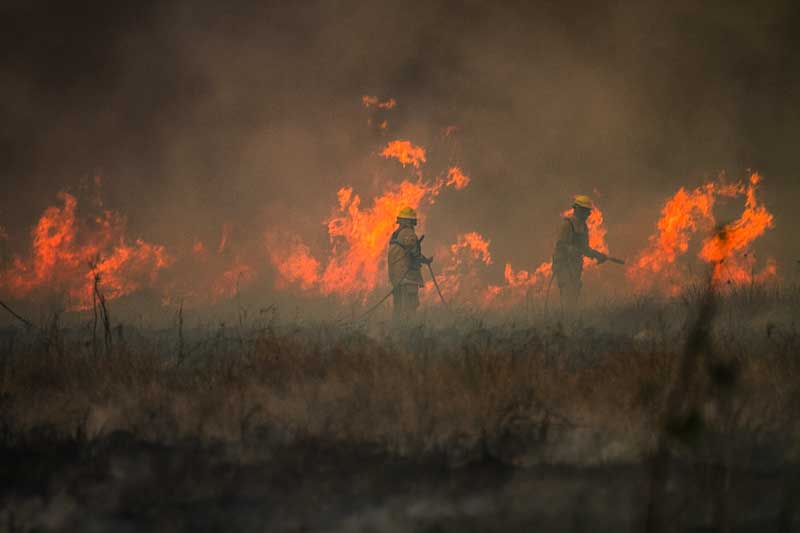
left=552, top=216, right=603, bottom=278
left=388, top=225, right=425, bottom=287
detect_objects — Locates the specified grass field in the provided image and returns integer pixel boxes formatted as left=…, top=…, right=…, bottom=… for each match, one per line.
left=0, top=285, right=798, bottom=532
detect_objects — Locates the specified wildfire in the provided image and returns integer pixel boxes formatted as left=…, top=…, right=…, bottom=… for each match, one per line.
left=628, top=173, right=775, bottom=293
left=0, top=192, right=170, bottom=309
left=268, top=167, right=473, bottom=298
left=699, top=173, right=775, bottom=286
left=445, top=167, right=471, bottom=190
left=266, top=236, right=320, bottom=291
left=167, top=224, right=258, bottom=306
left=423, top=231, right=493, bottom=303
left=562, top=206, right=609, bottom=270
left=481, top=203, right=609, bottom=307
left=210, top=259, right=256, bottom=299
left=381, top=140, right=427, bottom=169
left=362, top=95, right=397, bottom=110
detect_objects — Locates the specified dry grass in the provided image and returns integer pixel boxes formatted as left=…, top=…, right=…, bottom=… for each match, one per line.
left=1, top=288, right=799, bottom=531
left=1, top=286, right=798, bottom=469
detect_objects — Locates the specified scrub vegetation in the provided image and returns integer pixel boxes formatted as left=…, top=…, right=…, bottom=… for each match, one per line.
left=0, top=284, right=799, bottom=532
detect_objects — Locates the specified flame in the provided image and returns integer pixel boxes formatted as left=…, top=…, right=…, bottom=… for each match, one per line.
left=381, top=140, right=427, bottom=169
left=217, top=222, right=233, bottom=254
left=210, top=259, right=255, bottom=299
left=562, top=206, right=609, bottom=270
left=481, top=203, right=608, bottom=307
left=628, top=174, right=775, bottom=293
left=0, top=192, right=170, bottom=309
left=269, top=169, right=470, bottom=298
left=445, top=167, right=471, bottom=190
left=266, top=236, right=320, bottom=291
left=423, top=232, right=493, bottom=303
left=699, top=173, right=775, bottom=286
left=165, top=224, right=257, bottom=306
left=362, top=96, right=397, bottom=109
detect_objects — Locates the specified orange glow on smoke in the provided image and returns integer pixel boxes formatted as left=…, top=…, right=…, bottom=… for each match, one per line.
left=381, top=140, right=427, bottom=169
left=267, top=237, right=320, bottom=291
left=445, top=167, right=471, bottom=190
left=362, top=96, right=397, bottom=110
left=628, top=173, right=775, bottom=294
left=0, top=192, right=169, bottom=309
left=441, top=125, right=458, bottom=138
left=210, top=259, right=255, bottom=299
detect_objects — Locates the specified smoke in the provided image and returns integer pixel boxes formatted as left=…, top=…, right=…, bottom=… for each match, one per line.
left=1, top=0, right=799, bottom=313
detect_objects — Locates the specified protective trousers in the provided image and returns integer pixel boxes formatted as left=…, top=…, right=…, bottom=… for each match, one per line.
left=555, top=263, right=582, bottom=314
left=392, top=283, right=420, bottom=322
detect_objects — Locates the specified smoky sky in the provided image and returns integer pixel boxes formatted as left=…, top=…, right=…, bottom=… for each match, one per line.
left=2, top=0, right=799, bottom=284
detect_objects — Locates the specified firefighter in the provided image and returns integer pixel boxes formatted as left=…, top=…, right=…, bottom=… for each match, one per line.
left=552, top=195, right=607, bottom=311
left=387, top=207, right=432, bottom=322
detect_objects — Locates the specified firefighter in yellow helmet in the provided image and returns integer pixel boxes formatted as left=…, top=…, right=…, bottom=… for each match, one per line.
left=552, top=195, right=607, bottom=312
left=387, top=207, right=432, bottom=322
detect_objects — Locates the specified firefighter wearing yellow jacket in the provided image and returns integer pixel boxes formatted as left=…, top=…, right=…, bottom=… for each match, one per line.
left=387, top=207, right=432, bottom=322
left=552, top=195, right=607, bottom=311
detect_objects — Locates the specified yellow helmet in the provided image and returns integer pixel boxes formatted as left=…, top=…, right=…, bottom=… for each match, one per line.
left=397, top=206, right=417, bottom=220
left=573, top=195, right=593, bottom=209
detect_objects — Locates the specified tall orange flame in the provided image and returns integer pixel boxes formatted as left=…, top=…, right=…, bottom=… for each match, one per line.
left=0, top=192, right=170, bottom=309
left=699, top=173, right=775, bottom=286
left=268, top=168, right=472, bottom=298
left=627, top=174, right=775, bottom=293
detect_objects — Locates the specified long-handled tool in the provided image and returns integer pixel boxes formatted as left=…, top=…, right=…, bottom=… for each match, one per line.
left=348, top=285, right=397, bottom=323
left=426, top=262, right=449, bottom=309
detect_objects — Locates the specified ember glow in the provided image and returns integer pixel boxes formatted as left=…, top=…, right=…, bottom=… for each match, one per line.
left=628, top=173, right=775, bottom=294
left=361, top=95, right=397, bottom=110
left=380, top=140, right=427, bottom=169
left=0, top=192, right=169, bottom=309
